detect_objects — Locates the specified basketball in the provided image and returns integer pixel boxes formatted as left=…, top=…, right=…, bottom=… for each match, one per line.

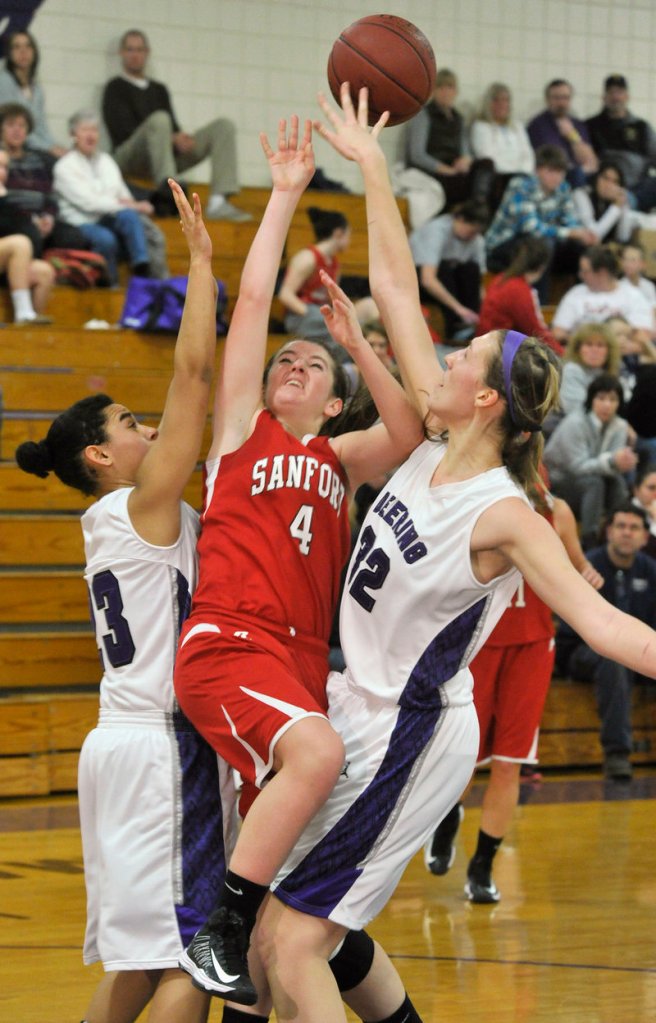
left=327, top=15, right=436, bottom=126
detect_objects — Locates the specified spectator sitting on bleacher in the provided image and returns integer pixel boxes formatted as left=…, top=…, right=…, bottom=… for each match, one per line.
left=555, top=502, right=656, bottom=780
left=469, top=82, right=535, bottom=215
left=526, top=78, right=598, bottom=188
left=409, top=198, right=488, bottom=343
left=551, top=245, right=653, bottom=344
left=586, top=74, right=656, bottom=213
left=572, top=161, right=640, bottom=244
left=102, top=29, right=251, bottom=222
left=485, top=144, right=596, bottom=302
left=54, top=110, right=168, bottom=286
left=0, top=102, right=89, bottom=257
left=605, top=314, right=656, bottom=404
left=362, top=321, right=394, bottom=372
left=0, top=30, right=67, bottom=158
left=0, top=146, right=54, bottom=323
left=544, top=373, right=637, bottom=549
left=278, top=205, right=378, bottom=367
left=476, top=236, right=561, bottom=353
left=559, top=322, right=621, bottom=415
left=404, top=68, right=494, bottom=212
left=620, top=243, right=656, bottom=317
left=632, top=463, right=656, bottom=560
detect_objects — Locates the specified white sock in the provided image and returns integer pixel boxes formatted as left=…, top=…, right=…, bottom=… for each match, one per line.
left=11, top=288, right=36, bottom=321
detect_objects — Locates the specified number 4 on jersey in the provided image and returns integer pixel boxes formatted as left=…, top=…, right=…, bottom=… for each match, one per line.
left=289, top=504, right=314, bottom=555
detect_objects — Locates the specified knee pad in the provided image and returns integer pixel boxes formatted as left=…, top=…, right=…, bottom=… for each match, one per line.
left=328, top=928, right=375, bottom=992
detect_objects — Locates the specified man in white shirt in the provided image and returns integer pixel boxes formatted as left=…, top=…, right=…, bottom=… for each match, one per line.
left=552, top=245, right=653, bottom=343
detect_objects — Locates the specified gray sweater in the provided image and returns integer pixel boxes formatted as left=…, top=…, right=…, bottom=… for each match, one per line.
left=544, top=408, right=629, bottom=484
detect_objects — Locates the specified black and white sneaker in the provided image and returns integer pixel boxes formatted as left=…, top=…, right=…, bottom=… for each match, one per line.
left=423, top=803, right=464, bottom=876
left=464, top=873, right=500, bottom=904
left=179, top=906, right=257, bottom=1005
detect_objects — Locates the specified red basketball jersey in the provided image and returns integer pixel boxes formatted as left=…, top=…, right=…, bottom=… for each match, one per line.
left=191, top=410, right=351, bottom=644
left=297, top=247, right=339, bottom=307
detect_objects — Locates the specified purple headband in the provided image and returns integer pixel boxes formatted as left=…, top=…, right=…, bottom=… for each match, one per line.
left=502, top=330, right=529, bottom=428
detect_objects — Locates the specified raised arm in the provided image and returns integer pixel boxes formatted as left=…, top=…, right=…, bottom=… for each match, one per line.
left=315, top=84, right=443, bottom=420
left=318, top=270, right=424, bottom=489
left=477, top=498, right=656, bottom=677
left=129, top=180, right=217, bottom=542
left=209, top=116, right=315, bottom=459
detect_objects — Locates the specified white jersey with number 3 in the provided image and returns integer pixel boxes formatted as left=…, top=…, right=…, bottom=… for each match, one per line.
left=82, top=487, right=199, bottom=714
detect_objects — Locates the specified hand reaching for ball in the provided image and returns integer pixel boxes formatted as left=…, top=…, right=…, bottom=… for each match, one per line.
left=315, top=83, right=388, bottom=164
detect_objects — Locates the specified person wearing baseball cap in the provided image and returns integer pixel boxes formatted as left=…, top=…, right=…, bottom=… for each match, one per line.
left=587, top=74, right=656, bottom=211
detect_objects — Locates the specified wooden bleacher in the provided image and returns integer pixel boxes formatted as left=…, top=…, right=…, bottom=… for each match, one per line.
left=1, top=187, right=654, bottom=797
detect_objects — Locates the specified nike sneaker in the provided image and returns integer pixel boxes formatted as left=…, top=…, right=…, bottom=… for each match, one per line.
left=179, top=905, right=257, bottom=1005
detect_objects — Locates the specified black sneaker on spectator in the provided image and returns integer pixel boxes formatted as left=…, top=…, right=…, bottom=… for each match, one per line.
left=604, top=753, right=633, bottom=780
left=423, top=803, right=464, bottom=876
left=179, top=905, right=257, bottom=1005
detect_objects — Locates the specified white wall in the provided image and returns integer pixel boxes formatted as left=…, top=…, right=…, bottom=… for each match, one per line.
left=29, top=0, right=656, bottom=191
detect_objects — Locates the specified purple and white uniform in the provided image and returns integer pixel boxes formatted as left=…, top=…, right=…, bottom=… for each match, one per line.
left=272, top=439, right=526, bottom=929
left=78, top=488, right=236, bottom=970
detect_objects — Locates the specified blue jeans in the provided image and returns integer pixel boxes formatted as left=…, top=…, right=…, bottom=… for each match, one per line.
left=567, top=644, right=633, bottom=756
left=80, top=209, right=149, bottom=284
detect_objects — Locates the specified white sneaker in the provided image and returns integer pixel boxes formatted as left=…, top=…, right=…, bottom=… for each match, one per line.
left=206, top=198, right=252, bottom=222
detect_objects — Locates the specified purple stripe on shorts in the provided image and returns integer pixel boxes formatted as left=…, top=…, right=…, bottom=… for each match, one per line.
left=174, top=711, right=225, bottom=945
left=275, top=598, right=486, bottom=917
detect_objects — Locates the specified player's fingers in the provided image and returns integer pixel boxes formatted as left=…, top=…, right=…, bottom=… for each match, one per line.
left=278, top=118, right=288, bottom=150
left=317, top=91, right=341, bottom=127
left=300, top=118, right=313, bottom=149
left=371, top=110, right=390, bottom=138
left=356, top=86, right=369, bottom=127
left=340, top=80, right=356, bottom=118
left=259, top=131, right=274, bottom=158
left=288, top=114, right=299, bottom=150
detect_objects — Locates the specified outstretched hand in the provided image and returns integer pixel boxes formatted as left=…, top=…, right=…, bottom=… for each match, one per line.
left=319, top=270, right=366, bottom=354
left=169, top=179, right=212, bottom=263
left=314, top=82, right=389, bottom=163
left=260, top=115, right=315, bottom=193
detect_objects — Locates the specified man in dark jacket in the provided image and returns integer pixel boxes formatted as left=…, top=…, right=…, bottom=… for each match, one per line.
left=586, top=74, right=656, bottom=212
left=555, top=503, right=656, bottom=780
left=102, top=29, right=250, bottom=221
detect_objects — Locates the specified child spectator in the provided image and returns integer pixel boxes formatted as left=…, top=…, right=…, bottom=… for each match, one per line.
left=544, top=373, right=637, bottom=547
left=409, top=198, right=488, bottom=342
left=0, top=147, right=54, bottom=323
left=477, top=235, right=561, bottom=352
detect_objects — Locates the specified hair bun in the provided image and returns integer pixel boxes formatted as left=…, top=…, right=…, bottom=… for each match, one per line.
left=15, top=439, right=53, bottom=478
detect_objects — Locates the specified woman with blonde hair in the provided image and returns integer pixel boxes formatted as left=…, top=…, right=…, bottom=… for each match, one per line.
left=560, top=321, right=620, bottom=414
left=470, top=82, right=534, bottom=212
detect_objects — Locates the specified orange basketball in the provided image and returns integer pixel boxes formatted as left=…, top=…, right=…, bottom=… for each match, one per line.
left=327, top=15, right=436, bottom=126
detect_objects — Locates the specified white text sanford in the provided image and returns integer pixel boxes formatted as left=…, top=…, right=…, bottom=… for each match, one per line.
left=251, top=454, right=345, bottom=514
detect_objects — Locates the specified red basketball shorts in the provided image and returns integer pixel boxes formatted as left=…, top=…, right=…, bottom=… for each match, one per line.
left=471, top=638, right=555, bottom=764
left=174, top=612, right=330, bottom=793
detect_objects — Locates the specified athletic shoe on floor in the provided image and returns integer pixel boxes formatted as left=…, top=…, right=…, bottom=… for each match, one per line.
left=462, top=871, right=499, bottom=904
left=423, top=803, right=464, bottom=876
left=179, top=906, right=257, bottom=1005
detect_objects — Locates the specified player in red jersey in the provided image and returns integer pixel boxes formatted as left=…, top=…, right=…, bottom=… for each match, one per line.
left=174, top=116, right=424, bottom=1006
left=424, top=486, right=603, bottom=902
left=278, top=204, right=378, bottom=346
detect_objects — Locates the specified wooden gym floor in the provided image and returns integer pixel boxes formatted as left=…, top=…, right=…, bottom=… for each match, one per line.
left=1, top=769, right=655, bottom=1023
